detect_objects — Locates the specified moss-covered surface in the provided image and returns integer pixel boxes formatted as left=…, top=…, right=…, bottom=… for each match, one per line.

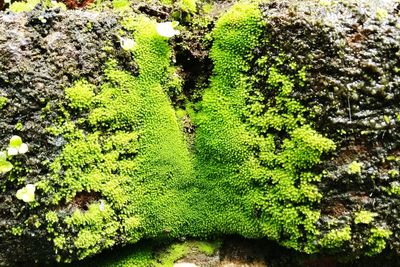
left=1, top=0, right=400, bottom=265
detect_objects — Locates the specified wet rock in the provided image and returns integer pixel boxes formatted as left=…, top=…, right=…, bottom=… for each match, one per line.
left=0, top=8, right=124, bottom=266
left=256, top=0, right=400, bottom=258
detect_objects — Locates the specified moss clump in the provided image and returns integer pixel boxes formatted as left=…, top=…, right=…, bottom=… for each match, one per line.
left=155, top=243, right=190, bottom=267
left=178, top=0, right=197, bottom=14
left=41, top=15, right=194, bottom=262
left=319, top=226, right=351, bottom=249
left=366, top=227, right=392, bottom=256
left=0, top=96, right=7, bottom=109
left=65, top=80, right=96, bottom=110
left=348, top=161, right=363, bottom=175
left=194, top=1, right=335, bottom=253
left=8, top=0, right=66, bottom=13
left=193, top=240, right=222, bottom=256
left=354, top=211, right=377, bottom=225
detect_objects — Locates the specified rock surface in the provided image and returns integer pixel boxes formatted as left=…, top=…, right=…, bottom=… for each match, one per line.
left=0, top=0, right=400, bottom=265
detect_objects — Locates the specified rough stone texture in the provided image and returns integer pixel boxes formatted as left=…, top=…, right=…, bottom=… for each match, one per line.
left=1, top=0, right=400, bottom=265
left=0, top=8, right=125, bottom=265
left=256, top=0, right=400, bottom=257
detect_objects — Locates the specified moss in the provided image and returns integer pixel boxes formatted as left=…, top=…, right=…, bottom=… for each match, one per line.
left=15, top=122, right=23, bottom=131
left=193, top=240, right=222, bottom=256
left=194, top=1, right=335, bottom=253
left=7, top=0, right=66, bottom=12
left=8, top=0, right=40, bottom=13
left=155, top=242, right=190, bottom=267
left=178, top=0, right=197, bottom=14
left=388, top=169, right=399, bottom=178
left=376, top=7, right=388, bottom=21
left=0, top=96, right=7, bottom=109
left=40, top=14, right=194, bottom=262
left=65, top=80, right=95, bottom=110
left=354, top=211, right=377, bottom=225
left=348, top=161, right=363, bottom=175
left=112, top=0, right=131, bottom=11
left=319, top=226, right=351, bottom=249
left=10, top=226, right=23, bottom=236
left=366, top=227, right=392, bottom=256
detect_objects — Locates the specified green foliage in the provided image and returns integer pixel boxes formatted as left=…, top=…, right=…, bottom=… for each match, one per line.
left=376, top=7, right=388, bottom=21
left=155, top=243, right=190, bottom=267
left=8, top=0, right=40, bottom=13
left=388, top=182, right=400, bottom=195
left=43, top=15, right=194, bottom=262
left=348, top=161, right=363, bottom=175
left=1, top=135, right=29, bottom=174
left=0, top=152, right=13, bottom=174
left=366, top=227, right=392, bottom=256
left=354, top=211, right=377, bottom=225
left=16, top=184, right=36, bottom=203
left=178, top=0, right=197, bottom=14
left=112, top=0, right=131, bottom=11
left=193, top=240, right=222, bottom=256
left=8, top=0, right=66, bottom=13
left=0, top=96, right=7, bottom=109
left=194, top=1, right=335, bottom=253
left=65, top=80, right=95, bottom=110
left=319, top=226, right=351, bottom=249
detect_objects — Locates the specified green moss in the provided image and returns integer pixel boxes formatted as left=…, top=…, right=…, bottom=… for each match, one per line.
left=65, top=80, right=95, bottom=110
left=9, top=0, right=40, bottom=13
left=112, top=0, right=131, bottom=11
left=366, top=227, right=392, bottom=256
left=8, top=0, right=66, bottom=12
left=194, top=1, right=335, bottom=253
left=388, top=169, right=399, bottom=178
left=10, top=226, right=23, bottom=236
left=0, top=96, right=7, bottom=109
left=156, top=243, right=190, bottom=267
left=354, top=211, right=377, bottom=225
left=15, top=122, right=23, bottom=131
left=388, top=182, right=400, bottom=195
left=193, top=240, right=222, bottom=256
left=319, top=226, right=351, bottom=249
left=42, top=15, right=194, bottom=262
left=178, top=0, right=197, bottom=14
left=376, top=7, right=388, bottom=21
left=348, top=161, right=363, bottom=175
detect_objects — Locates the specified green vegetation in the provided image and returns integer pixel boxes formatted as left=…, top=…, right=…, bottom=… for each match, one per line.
left=319, top=226, right=351, bottom=249
left=366, top=227, right=392, bottom=256
left=65, top=80, right=95, bottom=110
left=41, top=15, right=194, bottom=262
left=193, top=240, right=222, bottom=256
left=0, top=96, right=7, bottom=109
left=194, top=1, right=335, bottom=253
left=8, top=0, right=66, bottom=13
left=155, top=243, right=190, bottom=266
left=348, top=161, right=363, bottom=175
left=6, top=0, right=393, bottom=264
left=354, top=211, right=377, bottom=225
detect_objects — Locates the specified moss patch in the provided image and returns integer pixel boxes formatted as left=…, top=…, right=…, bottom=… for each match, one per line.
left=41, top=15, right=194, bottom=262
